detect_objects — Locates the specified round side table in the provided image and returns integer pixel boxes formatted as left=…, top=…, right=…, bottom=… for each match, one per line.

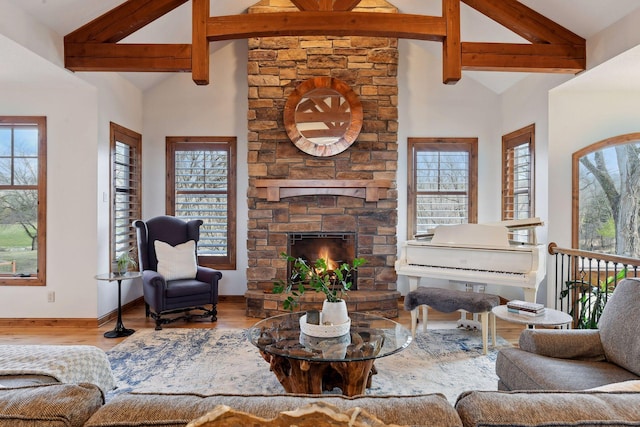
left=95, top=272, right=142, bottom=338
left=492, top=305, right=573, bottom=329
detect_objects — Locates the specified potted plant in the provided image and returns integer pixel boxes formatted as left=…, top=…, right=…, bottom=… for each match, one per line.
left=115, top=250, right=138, bottom=276
left=273, top=252, right=366, bottom=323
left=560, top=268, right=626, bottom=329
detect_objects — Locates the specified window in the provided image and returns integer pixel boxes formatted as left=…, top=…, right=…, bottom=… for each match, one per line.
left=502, top=124, right=535, bottom=243
left=110, top=123, right=141, bottom=268
left=0, top=116, right=46, bottom=286
left=407, top=138, right=478, bottom=238
left=166, top=137, right=236, bottom=270
left=573, top=132, right=640, bottom=257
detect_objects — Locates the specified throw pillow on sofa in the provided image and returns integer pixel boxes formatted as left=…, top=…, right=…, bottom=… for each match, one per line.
left=187, top=402, right=405, bottom=427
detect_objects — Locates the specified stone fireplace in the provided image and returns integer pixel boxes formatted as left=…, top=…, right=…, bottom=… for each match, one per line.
left=244, top=0, right=400, bottom=318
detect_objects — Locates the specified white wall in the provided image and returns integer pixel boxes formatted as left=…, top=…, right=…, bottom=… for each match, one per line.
left=0, top=7, right=143, bottom=318
left=546, top=13, right=640, bottom=307
left=0, top=51, right=100, bottom=318
left=79, top=73, right=144, bottom=318
left=498, top=73, right=572, bottom=303
left=142, top=41, right=249, bottom=296
left=548, top=88, right=640, bottom=304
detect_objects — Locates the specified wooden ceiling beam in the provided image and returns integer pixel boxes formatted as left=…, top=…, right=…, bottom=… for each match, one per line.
left=442, top=0, right=462, bottom=84
left=461, top=42, right=586, bottom=73
left=206, top=12, right=446, bottom=42
left=192, top=0, right=210, bottom=85
left=63, top=0, right=587, bottom=82
left=333, top=0, right=363, bottom=11
left=290, top=0, right=320, bottom=11
left=461, top=0, right=584, bottom=45
left=64, top=43, right=192, bottom=72
left=64, top=0, right=188, bottom=43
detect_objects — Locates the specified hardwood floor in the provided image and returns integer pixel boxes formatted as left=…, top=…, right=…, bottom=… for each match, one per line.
left=0, top=298, right=526, bottom=351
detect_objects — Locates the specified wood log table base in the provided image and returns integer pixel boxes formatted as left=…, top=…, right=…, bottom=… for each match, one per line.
left=260, top=351, right=377, bottom=397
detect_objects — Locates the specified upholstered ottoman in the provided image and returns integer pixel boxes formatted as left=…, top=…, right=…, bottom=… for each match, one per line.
left=404, top=287, right=500, bottom=354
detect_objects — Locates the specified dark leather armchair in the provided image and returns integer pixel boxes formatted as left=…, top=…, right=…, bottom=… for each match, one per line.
left=133, top=215, right=222, bottom=330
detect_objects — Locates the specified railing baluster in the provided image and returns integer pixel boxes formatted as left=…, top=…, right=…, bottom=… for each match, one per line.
left=549, top=242, right=640, bottom=329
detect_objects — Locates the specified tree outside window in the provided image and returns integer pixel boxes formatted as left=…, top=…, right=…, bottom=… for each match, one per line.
left=166, top=137, right=236, bottom=270
left=573, top=133, right=640, bottom=257
left=0, top=116, right=46, bottom=285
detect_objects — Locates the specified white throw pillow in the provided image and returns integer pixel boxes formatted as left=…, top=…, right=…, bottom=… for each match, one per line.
left=154, top=240, right=198, bottom=281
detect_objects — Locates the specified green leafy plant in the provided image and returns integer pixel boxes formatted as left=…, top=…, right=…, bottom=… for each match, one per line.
left=560, top=268, right=626, bottom=329
left=116, top=250, right=138, bottom=275
left=272, top=252, right=367, bottom=311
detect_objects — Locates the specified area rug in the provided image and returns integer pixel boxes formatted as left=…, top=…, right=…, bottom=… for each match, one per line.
left=106, top=327, right=510, bottom=403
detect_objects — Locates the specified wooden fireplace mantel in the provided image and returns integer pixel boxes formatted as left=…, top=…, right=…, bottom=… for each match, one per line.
left=254, top=179, right=393, bottom=202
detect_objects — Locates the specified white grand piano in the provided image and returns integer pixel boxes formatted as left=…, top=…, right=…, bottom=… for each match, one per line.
left=395, top=218, right=546, bottom=303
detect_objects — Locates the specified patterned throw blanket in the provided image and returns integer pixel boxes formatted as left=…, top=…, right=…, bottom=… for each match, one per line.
left=0, top=344, right=116, bottom=393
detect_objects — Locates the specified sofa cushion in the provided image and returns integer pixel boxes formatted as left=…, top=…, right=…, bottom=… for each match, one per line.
left=455, top=390, right=640, bottom=427
left=0, top=383, right=103, bottom=427
left=599, top=278, right=640, bottom=376
left=85, top=392, right=462, bottom=427
left=496, top=347, right=639, bottom=390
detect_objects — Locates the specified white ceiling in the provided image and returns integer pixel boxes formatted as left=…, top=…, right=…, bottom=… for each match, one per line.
left=6, top=0, right=640, bottom=93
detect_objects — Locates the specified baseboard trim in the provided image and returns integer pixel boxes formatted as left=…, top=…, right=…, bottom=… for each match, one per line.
left=97, top=296, right=145, bottom=326
left=0, top=317, right=99, bottom=328
left=0, top=295, right=251, bottom=327
left=0, top=296, right=147, bottom=328
left=218, top=295, right=246, bottom=303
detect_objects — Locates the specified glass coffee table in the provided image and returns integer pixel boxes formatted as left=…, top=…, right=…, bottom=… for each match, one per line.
left=248, top=311, right=412, bottom=396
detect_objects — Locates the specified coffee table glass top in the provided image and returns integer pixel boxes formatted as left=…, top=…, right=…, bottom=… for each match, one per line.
left=248, top=311, right=412, bottom=362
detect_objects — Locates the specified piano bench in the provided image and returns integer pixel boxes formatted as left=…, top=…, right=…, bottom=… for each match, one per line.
left=404, top=287, right=500, bottom=354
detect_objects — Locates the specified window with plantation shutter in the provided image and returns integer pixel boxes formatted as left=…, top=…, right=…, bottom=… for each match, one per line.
left=502, top=125, right=535, bottom=243
left=166, top=137, right=236, bottom=270
left=110, top=123, right=141, bottom=269
left=407, top=138, right=478, bottom=238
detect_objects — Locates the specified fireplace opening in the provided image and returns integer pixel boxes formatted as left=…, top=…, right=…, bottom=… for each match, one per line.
left=287, top=233, right=357, bottom=290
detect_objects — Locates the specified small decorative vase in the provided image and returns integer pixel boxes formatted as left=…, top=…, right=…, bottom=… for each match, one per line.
left=321, top=299, right=349, bottom=325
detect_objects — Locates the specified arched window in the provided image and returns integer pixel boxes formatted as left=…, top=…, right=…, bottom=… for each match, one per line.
left=573, top=133, right=640, bottom=257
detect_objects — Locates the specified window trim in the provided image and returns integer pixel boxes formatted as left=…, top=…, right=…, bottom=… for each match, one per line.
left=0, top=116, right=47, bottom=286
left=502, top=124, right=535, bottom=220
left=110, top=122, right=142, bottom=269
left=166, top=136, right=237, bottom=270
left=407, top=137, right=478, bottom=239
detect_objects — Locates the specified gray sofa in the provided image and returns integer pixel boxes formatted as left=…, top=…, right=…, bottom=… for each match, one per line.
left=497, top=278, right=640, bottom=391
left=1, top=381, right=640, bottom=427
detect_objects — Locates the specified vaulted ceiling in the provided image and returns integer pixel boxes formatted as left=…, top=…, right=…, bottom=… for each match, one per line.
left=7, top=0, right=640, bottom=93
left=62, top=0, right=586, bottom=87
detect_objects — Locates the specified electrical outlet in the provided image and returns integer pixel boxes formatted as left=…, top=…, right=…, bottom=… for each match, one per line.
left=47, top=291, right=55, bottom=303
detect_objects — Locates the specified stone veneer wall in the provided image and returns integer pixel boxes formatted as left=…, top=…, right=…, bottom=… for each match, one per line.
left=245, top=0, right=400, bottom=318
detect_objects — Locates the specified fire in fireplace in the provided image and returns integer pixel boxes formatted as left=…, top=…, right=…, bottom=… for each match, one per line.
left=287, top=233, right=357, bottom=290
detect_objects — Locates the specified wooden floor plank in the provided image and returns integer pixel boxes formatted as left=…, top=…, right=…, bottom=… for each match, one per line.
left=0, top=299, right=525, bottom=351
